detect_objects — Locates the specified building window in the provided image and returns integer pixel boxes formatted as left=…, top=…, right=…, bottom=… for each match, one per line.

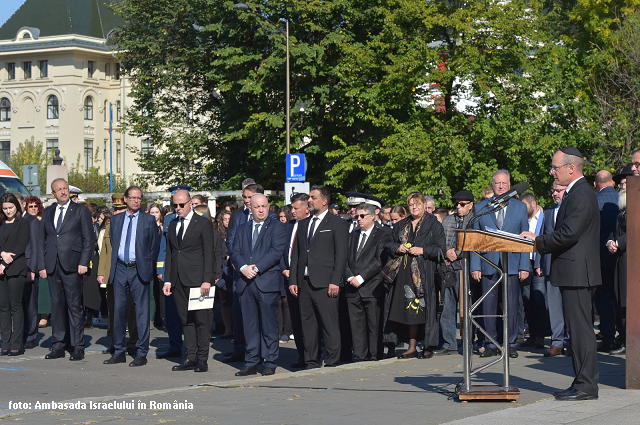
left=46, top=139, right=58, bottom=159
left=7, top=63, right=15, bottom=80
left=47, top=95, right=59, bottom=119
left=23, top=61, right=31, bottom=79
left=84, top=96, right=93, bottom=120
left=116, top=101, right=121, bottom=121
left=141, top=138, right=153, bottom=157
left=103, top=140, right=107, bottom=165
left=0, top=98, right=10, bottom=122
left=115, top=63, right=121, bottom=80
left=40, top=60, right=48, bottom=78
left=116, top=141, right=121, bottom=173
left=0, top=141, right=9, bottom=164
left=104, top=63, right=110, bottom=80
left=84, top=140, right=93, bottom=169
left=88, top=61, right=96, bottom=78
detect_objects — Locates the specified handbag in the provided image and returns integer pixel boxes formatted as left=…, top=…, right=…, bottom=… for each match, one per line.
left=436, top=250, right=457, bottom=289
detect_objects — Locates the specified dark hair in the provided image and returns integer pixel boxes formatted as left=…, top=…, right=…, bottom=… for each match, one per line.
left=192, top=194, right=207, bottom=204
left=433, top=208, right=449, bottom=218
left=147, top=202, right=165, bottom=224
left=269, top=204, right=279, bottom=214
left=78, top=202, right=94, bottom=217
left=223, top=200, right=238, bottom=211
left=519, top=192, right=536, bottom=204
left=310, top=185, right=331, bottom=201
left=97, top=205, right=112, bottom=229
left=243, top=183, right=264, bottom=194
left=124, top=185, right=143, bottom=198
left=214, top=209, right=232, bottom=241
left=278, top=205, right=294, bottom=222
left=24, top=196, right=43, bottom=218
left=355, top=203, right=376, bottom=216
left=162, top=204, right=172, bottom=216
left=290, top=193, right=309, bottom=203
left=194, top=204, right=212, bottom=221
left=0, top=193, right=22, bottom=223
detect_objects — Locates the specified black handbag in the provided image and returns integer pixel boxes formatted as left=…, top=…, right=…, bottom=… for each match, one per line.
left=436, top=250, right=458, bottom=289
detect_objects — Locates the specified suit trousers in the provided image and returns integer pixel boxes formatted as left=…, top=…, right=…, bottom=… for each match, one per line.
left=48, top=260, right=85, bottom=350
left=163, top=292, right=183, bottom=352
left=546, top=277, right=569, bottom=348
left=285, top=278, right=305, bottom=362
left=173, top=281, right=213, bottom=362
left=347, top=292, right=381, bottom=360
left=0, top=275, right=25, bottom=351
left=299, top=276, right=341, bottom=367
left=521, top=272, right=550, bottom=338
left=594, top=267, right=616, bottom=344
left=106, top=283, right=139, bottom=351
left=232, top=286, right=246, bottom=355
left=113, top=263, right=150, bottom=357
left=561, top=286, right=599, bottom=395
left=23, top=279, right=39, bottom=344
left=481, top=273, right=520, bottom=349
left=239, top=283, right=280, bottom=368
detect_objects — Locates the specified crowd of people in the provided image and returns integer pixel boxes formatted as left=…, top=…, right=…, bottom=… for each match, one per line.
left=0, top=147, right=635, bottom=400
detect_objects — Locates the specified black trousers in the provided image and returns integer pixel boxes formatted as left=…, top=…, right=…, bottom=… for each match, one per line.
left=48, top=261, right=85, bottom=350
left=23, top=278, right=39, bottom=345
left=285, top=277, right=305, bottom=362
left=347, top=292, right=381, bottom=360
left=561, top=286, right=599, bottom=395
left=173, top=281, right=213, bottom=362
left=0, top=275, right=25, bottom=351
left=299, top=277, right=341, bottom=367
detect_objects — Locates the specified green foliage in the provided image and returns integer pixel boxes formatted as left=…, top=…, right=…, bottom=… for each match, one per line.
left=8, top=137, right=49, bottom=189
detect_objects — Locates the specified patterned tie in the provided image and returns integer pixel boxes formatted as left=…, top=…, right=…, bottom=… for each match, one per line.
left=308, top=217, right=319, bottom=246
left=356, top=232, right=367, bottom=258
left=457, top=218, right=464, bottom=229
left=252, top=223, right=261, bottom=249
left=497, top=208, right=505, bottom=230
left=56, top=206, right=64, bottom=233
left=177, top=217, right=184, bottom=245
left=123, top=214, right=133, bottom=263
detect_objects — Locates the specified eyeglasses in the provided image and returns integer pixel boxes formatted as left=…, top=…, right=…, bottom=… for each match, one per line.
left=52, top=187, right=68, bottom=193
left=28, top=205, right=38, bottom=208
left=455, top=201, right=471, bottom=207
left=549, top=163, right=570, bottom=172
left=632, top=162, right=640, bottom=169
left=172, top=201, right=190, bottom=208
left=552, top=188, right=565, bottom=193
left=127, top=196, right=142, bottom=202
left=357, top=214, right=371, bottom=219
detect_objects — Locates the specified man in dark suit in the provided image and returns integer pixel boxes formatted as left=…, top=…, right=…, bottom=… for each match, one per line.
left=163, top=189, right=220, bottom=372
left=282, top=192, right=310, bottom=368
left=289, top=185, right=349, bottom=369
left=230, top=194, right=286, bottom=376
left=522, top=147, right=601, bottom=401
left=102, top=186, right=160, bottom=367
left=344, top=203, right=389, bottom=361
left=39, top=178, right=95, bottom=361
left=471, top=170, right=530, bottom=359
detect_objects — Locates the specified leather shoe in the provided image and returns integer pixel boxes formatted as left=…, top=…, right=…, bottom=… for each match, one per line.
left=397, top=351, right=418, bottom=359
left=597, top=342, right=612, bottom=353
left=24, top=341, right=36, bottom=349
left=7, top=351, right=21, bottom=356
left=156, top=350, right=181, bottom=359
left=235, top=366, right=257, bottom=376
left=262, top=367, right=276, bottom=376
left=69, top=348, right=85, bottom=361
left=129, top=356, right=148, bottom=367
left=509, top=347, right=519, bottom=358
left=103, top=354, right=126, bottom=364
left=555, top=388, right=598, bottom=401
left=553, top=386, right=573, bottom=396
left=544, top=346, right=564, bottom=357
left=222, top=353, right=244, bottom=363
left=194, top=361, right=208, bottom=372
left=610, top=345, right=626, bottom=355
left=45, top=349, right=66, bottom=359
left=172, top=359, right=197, bottom=371
left=305, top=363, right=322, bottom=370
left=480, top=347, right=498, bottom=357
left=290, top=360, right=307, bottom=369
left=433, top=347, right=456, bottom=356
left=417, top=350, right=434, bottom=359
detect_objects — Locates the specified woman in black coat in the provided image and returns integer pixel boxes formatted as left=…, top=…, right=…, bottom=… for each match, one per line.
left=0, top=193, right=31, bottom=356
left=606, top=191, right=627, bottom=353
left=383, top=192, right=446, bottom=359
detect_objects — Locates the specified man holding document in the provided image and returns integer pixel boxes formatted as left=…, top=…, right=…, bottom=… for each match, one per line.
left=164, top=189, right=221, bottom=373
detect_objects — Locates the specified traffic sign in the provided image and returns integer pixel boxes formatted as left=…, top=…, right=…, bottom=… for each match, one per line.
left=285, top=182, right=310, bottom=204
left=286, top=154, right=305, bottom=182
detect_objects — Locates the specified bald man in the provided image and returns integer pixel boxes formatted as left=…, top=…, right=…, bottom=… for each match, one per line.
left=593, top=170, right=620, bottom=352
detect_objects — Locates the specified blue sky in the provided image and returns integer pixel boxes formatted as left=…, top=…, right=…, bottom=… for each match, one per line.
left=0, top=0, right=26, bottom=28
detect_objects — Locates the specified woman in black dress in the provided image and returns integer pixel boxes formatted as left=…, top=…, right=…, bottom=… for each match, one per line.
left=384, top=192, right=445, bottom=359
left=0, top=193, right=31, bottom=356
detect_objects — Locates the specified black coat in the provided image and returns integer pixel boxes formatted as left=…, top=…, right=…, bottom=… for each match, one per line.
left=611, top=210, right=627, bottom=307
left=0, top=218, right=30, bottom=277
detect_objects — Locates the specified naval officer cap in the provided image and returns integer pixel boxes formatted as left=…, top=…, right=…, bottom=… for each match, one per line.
left=168, top=185, right=192, bottom=195
left=560, top=147, right=583, bottom=158
left=345, top=191, right=385, bottom=208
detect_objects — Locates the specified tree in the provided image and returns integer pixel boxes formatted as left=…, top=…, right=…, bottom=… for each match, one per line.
left=8, top=137, right=48, bottom=190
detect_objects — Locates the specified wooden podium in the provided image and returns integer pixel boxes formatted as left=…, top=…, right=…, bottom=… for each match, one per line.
left=455, top=229, right=535, bottom=401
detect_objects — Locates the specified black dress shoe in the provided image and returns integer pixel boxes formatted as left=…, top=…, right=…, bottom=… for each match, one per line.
left=417, top=350, right=434, bottom=359
left=397, top=351, right=418, bottom=359
left=0, top=350, right=8, bottom=356
left=509, top=347, right=519, bottom=358
left=480, top=347, right=498, bottom=357
left=235, top=366, right=257, bottom=376
left=172, top=359, right=197, bottom=371
left=156, top=350, right=182, bottom=359
left=69, top=349, right=85, bottom=361
left=290, top=361, right=307, bottom=368
left=129, top=356, right=148, bottom=367
left=104, top=354, right=127, bottom=364
left=597, top=342, right=613, bottom=353
left=24, top=341, right=36, bottom=349
left=7, top=351, right=21, bottom=356
left=222, top=353, right=244, bottom=363
left=552, top=386, right=573, bottom=396
left=555, top=388, right=598, bottom=401
left=610, top=344, right=626, bottom=355
left=45, top=349, right=66, bottom=359
left=262, top=367, right=276, bottom=376
left=194, top=361, right=208, bottom=372
left=433, top=347, right=455, bottom=356
left=305, top=363, right=322, bottom=370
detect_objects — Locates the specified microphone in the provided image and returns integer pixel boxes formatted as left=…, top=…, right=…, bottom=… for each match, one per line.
left=486, top=182, right=529, bottom=209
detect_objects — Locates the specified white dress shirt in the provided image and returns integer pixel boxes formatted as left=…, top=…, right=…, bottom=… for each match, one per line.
left=348, top=225, right=374, bottom=285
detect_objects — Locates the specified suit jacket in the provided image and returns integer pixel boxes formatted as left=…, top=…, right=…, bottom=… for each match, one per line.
left=536, top=177, right=602, bottom=288
left=41, top=201, right=95, bottom=274
left=534, top=207, right=557, bottom=276
left=470, top=197, right=529, bottom=275
left=343, top=226, right=390, bottom=298
left=156, top=212, right=175, bottom=280
left=596, top=186, right=619, bottom=269
left=227, top=207, right=251, bottom=255
left=230, top=215, right=286, bottom=294
left=24, top=214, right=44, bottom=274
left=0, top=218, right=30, bottom=277
left=165, top=213, right=217, bottom=287
left=289, top=212, right=349, bottom=288
left=108, top=210, right=160, bottom=283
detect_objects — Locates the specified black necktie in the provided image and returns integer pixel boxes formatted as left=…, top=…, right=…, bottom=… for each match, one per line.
left=251, top=223, right=261, bottom=249
left=562, top=191, right=568, bottom=203
left=177, top=217, right=184, bottom=245
left=56, top=206, right=64, bottom=233
left=356, top=232, right=367, bottom=257
left=457, top=218, right=464, bottom=229
left=308, top=217, right=318, bottom=246
left=123, top=214, right=133, bottom=263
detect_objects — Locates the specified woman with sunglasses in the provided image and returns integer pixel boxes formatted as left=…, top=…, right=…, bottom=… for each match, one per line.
left=0, top=193, right=31, bottom=355
left=24, top=196, right=50, bottom=329
left=383, top=192, right=445, bottom=359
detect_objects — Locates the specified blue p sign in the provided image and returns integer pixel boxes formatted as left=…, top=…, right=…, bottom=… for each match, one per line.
left=286, top=154, right=306, bottom=182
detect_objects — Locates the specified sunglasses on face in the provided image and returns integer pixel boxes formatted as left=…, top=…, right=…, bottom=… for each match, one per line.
left=357, top=214, right=371, bottom=219
left=173, top=202, right=190, bottom=208
left=455, top=201, right=471, bottom=206
left=28, top=205, right=38, bottom=208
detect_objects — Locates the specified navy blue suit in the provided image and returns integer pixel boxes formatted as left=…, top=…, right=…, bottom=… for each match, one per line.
left=109, top=210, right=160, bottom=357
left=283, top=220, right=305, bottom=362
left=157, top=212, right=183, bottom=354
left=230, top=216, right=286, bottom=369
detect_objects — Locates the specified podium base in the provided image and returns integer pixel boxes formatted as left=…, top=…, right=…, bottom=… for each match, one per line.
left=457, top=385, right=520, bottom=401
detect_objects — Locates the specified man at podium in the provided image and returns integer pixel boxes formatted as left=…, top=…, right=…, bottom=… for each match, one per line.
left=470, top=170, right=530, bottom=359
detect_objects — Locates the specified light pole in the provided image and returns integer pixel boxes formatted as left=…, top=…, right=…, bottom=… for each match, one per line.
left=233, top=3, right=291, bottom=155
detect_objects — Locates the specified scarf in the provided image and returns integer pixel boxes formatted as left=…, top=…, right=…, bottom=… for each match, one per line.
left=383, top=215, right=425, bottom=299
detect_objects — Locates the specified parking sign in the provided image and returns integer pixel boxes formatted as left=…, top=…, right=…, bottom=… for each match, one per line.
left=286, top=154, right=305, bottom=182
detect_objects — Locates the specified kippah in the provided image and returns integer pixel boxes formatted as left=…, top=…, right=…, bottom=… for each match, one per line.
left=560, top=147, right=582, bottom=158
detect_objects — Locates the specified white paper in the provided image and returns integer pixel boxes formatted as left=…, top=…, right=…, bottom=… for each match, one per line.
left=188, top=287, right=215, bottom=311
